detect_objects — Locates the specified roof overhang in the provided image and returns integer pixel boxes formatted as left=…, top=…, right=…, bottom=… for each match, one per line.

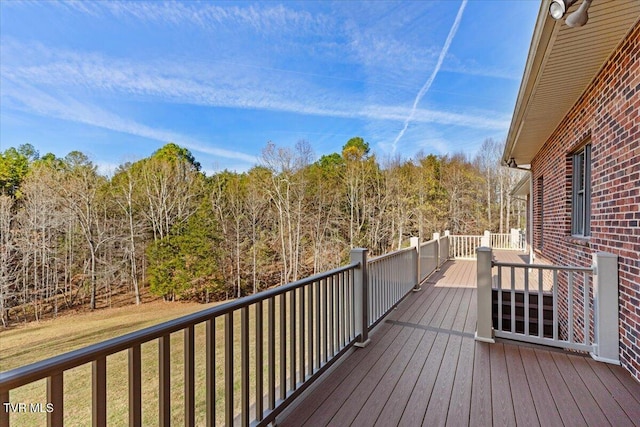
left=503, top=0, right=640, bottom=166
left=511, top=174, right=531, bottom=198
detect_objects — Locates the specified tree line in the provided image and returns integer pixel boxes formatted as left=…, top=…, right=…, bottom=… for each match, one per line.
left=0, top=137, right=523, bottom=326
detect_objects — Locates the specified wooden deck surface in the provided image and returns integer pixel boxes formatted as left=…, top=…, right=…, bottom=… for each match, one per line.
left=279, top=255, right=640, bottom=427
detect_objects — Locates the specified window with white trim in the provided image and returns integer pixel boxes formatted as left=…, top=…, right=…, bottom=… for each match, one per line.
left=571, top=143, right=591, bottom=237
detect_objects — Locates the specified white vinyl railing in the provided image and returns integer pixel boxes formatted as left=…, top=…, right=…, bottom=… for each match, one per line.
left=449, top=235, right=482, bottom=259
left=476, top=248, right=620, bottom=364
left=493, top=261, right=593, bottom=352
left=450, top=229, right=526, bottom=259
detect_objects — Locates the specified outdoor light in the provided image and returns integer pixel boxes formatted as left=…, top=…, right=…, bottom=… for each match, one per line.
left=507, top=157, right=518, bottom=168
left=549, top=0, right=577, bottom=20
left=565, top=0, right=592, bottom=27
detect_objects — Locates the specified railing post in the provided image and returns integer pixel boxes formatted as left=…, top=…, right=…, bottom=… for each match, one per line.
left=444, top=230, right=450, bottom=260
left=510, top=228, right=519, bottom=250
left=433, top=232, right=440, bottom=271
left=475, top=247, right=495, bottom=343
left=591, top=252, right=620, bottom=364
left=410, top=237, right=421, bottom=291
left=481, top=230, right=491, bottom=248
left=351, top=248, right=371, bottom=348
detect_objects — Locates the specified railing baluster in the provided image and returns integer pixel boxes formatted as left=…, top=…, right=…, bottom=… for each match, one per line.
left=129, top=344, right=142, bottom=427
left=510, top=266, right=516, bottom=333
left=328, top=275, right=334, bottom=358
left=538, top=269, right=543, bottom=339
left=268, top=298, right=276, bottom=411
left=290, top=290, right=296, bottom=391
left=0, top=391, right=8, bottom=427
left=159, top=334, right=170, bottom=427
left=224, top=313, right=234, bottom=426
left=568, top=272, right=574, bottom=343
left=315, top=280, right=321, bottom=370
left=307, top=283, right=313, bottom=378
left=92, top=356, right=107, bottom=427
left=322, top=279, right=328, bottom=363
left=185, top=326, right=195, bottom=427
left=47, top=373, right=63, bottom=427
left=299, top=286, right=305, bottom=383
left=553, top=270, right=559, bottom=341
left=241, top=307, right=249, bottom=427
left=334, top=275, right=339, bottom=352
left=340, top=272, right=345, bottom=347
left=279, top=292, right=287, bottom=401
left=583, top=271, right=590, bottom=346
left=524, top=267, right=530, bottom=336
left=205, top=320, right=215, bottom=426
left=255, top=301, right=264, bottom=421
left=498, top=266, right=503, bottom=331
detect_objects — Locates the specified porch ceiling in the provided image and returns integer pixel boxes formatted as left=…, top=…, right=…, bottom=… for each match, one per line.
left=503, top=0, right=640, bottom=166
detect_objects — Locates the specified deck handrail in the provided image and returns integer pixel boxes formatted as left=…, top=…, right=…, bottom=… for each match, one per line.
left=1, top=235, right=451, bottom=427
left=491, top=261, right=593, bottom=272
left=0, top=263, right=358, bottom=392
left=449, top=229, right=526, bottom=259
left=476, top=247, right=620, bottom=365
left=368, top=246, right=417, bottom=328
left=0, top=261, right=362, bottom=427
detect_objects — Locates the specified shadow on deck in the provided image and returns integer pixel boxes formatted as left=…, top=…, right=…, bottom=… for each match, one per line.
left=279, top=257, right=640, bottom=426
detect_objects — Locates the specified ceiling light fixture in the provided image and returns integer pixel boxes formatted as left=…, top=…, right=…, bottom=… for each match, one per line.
left=507, top=157, right=518, bottom=168
left=565, top=0, right=592, bottom=27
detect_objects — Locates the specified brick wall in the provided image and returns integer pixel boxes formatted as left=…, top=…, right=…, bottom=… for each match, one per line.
left=531, top=21, right=640, bottom=381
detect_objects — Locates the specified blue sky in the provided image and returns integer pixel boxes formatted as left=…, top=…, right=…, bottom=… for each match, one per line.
left=0, top=0, right=539, bottom=175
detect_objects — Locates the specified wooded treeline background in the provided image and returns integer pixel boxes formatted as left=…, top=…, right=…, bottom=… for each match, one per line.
left=0, top=138, right=524, bottom=326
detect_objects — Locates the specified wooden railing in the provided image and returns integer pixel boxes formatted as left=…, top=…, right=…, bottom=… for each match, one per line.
left=476, top=248, right=620, bottom=364
left=1, top=237, right=452, bottom=427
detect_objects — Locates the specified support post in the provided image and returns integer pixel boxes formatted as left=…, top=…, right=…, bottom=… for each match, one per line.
left=443, top=230, right=450, bottom=263
left=481, top=230, right=491, bottom=248
left=510, top=228, right=519, bottom=250
left=410, top=237, right=421, bottom=291
left=351, top=248, right=370, bottom=348
left=591, top=252, right=620, bottom=364
left=475, top=247, right=495, bottom=343
left=433, top=232, right=440, bottom=271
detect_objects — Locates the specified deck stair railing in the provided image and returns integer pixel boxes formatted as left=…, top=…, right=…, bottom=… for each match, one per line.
left=0, top=234, right=448, bottom=427
left=476, top=247, right=620, bottom=365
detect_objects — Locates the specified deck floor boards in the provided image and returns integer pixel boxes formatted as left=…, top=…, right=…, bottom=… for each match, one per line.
left=280, top=253, right=640, bottom=427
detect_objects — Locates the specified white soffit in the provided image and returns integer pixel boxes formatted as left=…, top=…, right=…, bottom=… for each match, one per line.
left=503, top=0, right=640, bottom=165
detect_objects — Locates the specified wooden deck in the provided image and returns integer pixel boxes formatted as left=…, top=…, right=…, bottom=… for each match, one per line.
left=279, top=256, right=640, bottom=427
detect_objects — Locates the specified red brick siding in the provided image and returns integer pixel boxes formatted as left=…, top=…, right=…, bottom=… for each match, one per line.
left=531, top=21, right=640, bottom=381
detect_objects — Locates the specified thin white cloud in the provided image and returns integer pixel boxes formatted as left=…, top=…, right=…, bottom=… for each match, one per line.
left=1, top=81, right=258, bottom=164
left=391, top=0, right=468, bottom=153
left=1, top=42, right=507, bottom=133
left=54, top=1, right=333, bottom=36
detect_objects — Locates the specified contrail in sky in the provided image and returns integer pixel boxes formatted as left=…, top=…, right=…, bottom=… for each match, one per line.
left=391, top=0, right=468, bottom=153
